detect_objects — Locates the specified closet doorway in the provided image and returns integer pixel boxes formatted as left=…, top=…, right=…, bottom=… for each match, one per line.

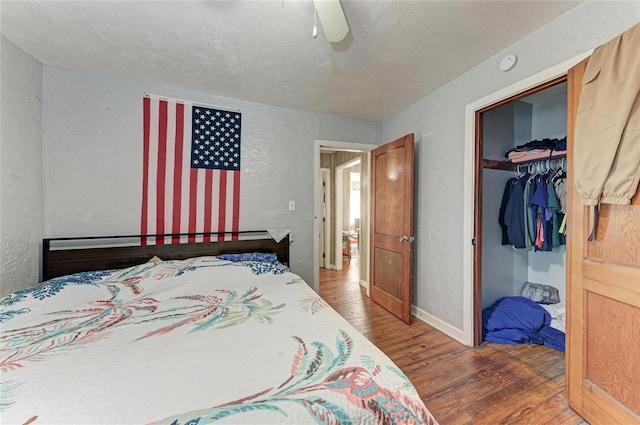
left=473, top=75, right=569, bottom=345
left=466, top=47, right=639, bottom=424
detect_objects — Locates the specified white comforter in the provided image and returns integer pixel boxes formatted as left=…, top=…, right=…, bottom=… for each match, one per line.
left=1, top=256, right=437, bottom=425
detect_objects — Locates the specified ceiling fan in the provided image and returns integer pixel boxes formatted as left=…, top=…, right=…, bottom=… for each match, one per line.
left=313, top=0, right=349, bottom=43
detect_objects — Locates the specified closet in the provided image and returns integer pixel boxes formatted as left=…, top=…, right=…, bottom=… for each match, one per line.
left=474, top=76, right=568, bottom=345
left=473, top=36, right=639, bottom=423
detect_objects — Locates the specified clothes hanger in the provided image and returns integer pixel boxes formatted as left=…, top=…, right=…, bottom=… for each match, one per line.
left=551, top=159, right=564, bottom=182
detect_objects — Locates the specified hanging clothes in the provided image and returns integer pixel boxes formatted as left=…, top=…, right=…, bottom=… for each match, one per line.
left=547, top=178, right=560, bottom=248
left=574, top=22, right=640, bottom=207
left=530, top=174, right=549, bottom=250
left=501, top=176, right=528, bottom=249
left=500, top=159, right=566, bottom=251
left=552, top=171, right=568, bottom=240
left=523, top=174, right=536, bottom=250
left=499, top=178, right=518, bottom=245
left=553, top=177, right=567, bottom=214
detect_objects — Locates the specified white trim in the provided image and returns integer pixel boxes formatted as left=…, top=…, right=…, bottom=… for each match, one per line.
left=335, top=158, right=361, bottom=271
left=462, top=50, right=592, bottom=346
left=316, top=140, right=377, bottom=153
left=412, top=305, right=466, bottom=345
left=340, top=158, right=362, bottom=169
left=360, top=277, right=370, bottom=297
left=335, top=164, right=344, bottom=271
left=313, top=140, right=377, bottom=292
left=320, top=168, right=332, bottom=268
left=363, top=151, right=371, bottom=297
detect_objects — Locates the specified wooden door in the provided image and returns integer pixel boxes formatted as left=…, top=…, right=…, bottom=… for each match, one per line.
left=370, top=134, right=415, bottom=324
left=566, top=59, right=640, bottom=424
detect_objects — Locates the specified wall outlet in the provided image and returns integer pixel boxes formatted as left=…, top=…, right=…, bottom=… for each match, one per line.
left=289, top=200, right=295, bottom=211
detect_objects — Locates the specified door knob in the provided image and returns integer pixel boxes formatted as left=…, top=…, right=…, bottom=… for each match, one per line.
left=399, top=235, right=415, bottom=242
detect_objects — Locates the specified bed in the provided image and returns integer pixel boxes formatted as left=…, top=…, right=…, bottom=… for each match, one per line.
left=1, top=231, right=438, bottom=425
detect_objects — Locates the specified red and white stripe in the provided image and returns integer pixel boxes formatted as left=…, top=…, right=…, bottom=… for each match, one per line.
left=141, top=96, right=240, bottom=245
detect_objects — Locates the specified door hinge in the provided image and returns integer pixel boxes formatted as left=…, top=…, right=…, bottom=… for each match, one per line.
left=472, top=238, right=476, bottom=246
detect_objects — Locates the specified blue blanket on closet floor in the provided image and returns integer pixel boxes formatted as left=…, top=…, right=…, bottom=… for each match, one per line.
left=482, top=296, right=565, bottom=351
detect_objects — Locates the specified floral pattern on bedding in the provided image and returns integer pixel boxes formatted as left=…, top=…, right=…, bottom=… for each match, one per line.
left=0, top=256, right=438, bottom=424
left=155, top=330, right=435, bottom=425
left=232, top=259, right=289, bottom=275
left=298, top=297, right=329, bottom=315
left=0, top=380, right=20, bottom=411
left=1, top=261, right=284, bottom=371
left=0, top=308, right=29, bottom=323
left=0, top=269, right=116, bottom=306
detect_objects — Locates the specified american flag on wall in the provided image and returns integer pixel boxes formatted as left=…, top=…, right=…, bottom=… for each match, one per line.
left=141, top=96, right=241, bottom=245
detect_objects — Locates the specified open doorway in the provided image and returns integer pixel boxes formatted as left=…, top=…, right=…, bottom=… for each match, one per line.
left=313, top=140, right=376, bottom=294
left=335, top=158, right=361, bottom=271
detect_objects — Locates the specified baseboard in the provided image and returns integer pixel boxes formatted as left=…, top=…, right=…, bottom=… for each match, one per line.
left=412, top=305, right=467, bottom=346
left=360, top=279, right=369, bottom=296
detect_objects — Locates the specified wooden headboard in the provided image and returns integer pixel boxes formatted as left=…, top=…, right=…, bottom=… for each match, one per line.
left=43, top=231, right=290, bottom=280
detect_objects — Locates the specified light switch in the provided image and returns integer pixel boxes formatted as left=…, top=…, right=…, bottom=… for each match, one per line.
left=289, top=201, right=296, bottom=211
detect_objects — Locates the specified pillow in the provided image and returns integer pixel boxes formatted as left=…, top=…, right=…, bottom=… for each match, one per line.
left=521, top=282, right=560, bottom=304
left=217, top=252, right=278, bottom=262
left=147, top=255, right=163, bottom=264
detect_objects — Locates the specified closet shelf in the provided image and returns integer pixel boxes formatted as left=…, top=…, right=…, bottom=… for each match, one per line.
left=483, top=159, right=517, bottom=171
left=483, top=151, right=567, bottom=171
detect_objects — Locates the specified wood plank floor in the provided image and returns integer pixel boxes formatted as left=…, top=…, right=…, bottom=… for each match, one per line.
left=319, top=257, right=587, bottom=425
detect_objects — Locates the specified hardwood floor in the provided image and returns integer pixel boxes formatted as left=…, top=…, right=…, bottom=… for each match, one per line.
left=319, top=257, right=586, bottom=425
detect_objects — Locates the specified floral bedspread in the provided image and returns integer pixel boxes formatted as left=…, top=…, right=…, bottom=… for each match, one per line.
left=0, top=256, right=437, bottom=425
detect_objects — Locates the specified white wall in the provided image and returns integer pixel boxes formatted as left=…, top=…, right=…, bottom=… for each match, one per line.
left=42, top=66, right=381, bottom=287
left=481, top=104, right=525, bottom=309
left=530, top=92, right=567, bottom=140
left=0, top=35, right=43, bottom=296
left=383, top=2, right=639, bottom=334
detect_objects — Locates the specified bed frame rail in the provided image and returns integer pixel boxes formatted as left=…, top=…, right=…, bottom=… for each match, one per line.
left=43, top=231, right=290, bottom=280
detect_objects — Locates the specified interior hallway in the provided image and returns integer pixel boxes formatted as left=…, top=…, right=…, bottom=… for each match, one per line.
left=319, top=258, right=586, bottom=425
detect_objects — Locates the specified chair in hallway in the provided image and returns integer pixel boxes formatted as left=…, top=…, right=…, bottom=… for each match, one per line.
left=342, top=233, right=351, bottom=264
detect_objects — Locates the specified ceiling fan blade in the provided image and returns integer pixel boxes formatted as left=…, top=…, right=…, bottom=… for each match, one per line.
left=313, top=0, right=349, bottom=43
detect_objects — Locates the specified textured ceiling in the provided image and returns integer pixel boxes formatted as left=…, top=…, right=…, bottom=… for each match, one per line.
left=1, top=0, right=582, bottom=121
